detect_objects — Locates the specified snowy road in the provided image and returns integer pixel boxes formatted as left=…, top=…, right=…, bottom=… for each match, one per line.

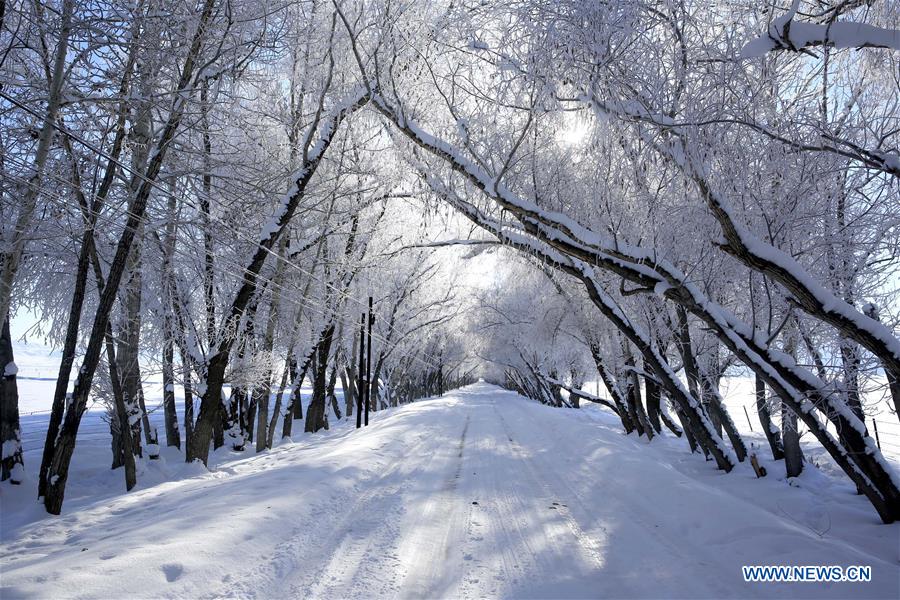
left=2, top=384, right=898, bottom=599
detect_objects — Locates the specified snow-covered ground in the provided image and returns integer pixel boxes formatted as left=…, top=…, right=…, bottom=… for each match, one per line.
left=577, top=375, right=900, bottom=465
left=2, top=375, right=899, bottom=599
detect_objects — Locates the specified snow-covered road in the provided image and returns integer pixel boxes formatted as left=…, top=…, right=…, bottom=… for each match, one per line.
left=2, top=384, right=898, bottom=599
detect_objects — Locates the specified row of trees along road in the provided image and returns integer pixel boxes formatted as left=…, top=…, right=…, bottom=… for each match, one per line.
left=1, top=0, right=899, bottom=521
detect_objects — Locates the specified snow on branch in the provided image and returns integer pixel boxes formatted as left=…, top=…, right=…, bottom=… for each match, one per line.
left=740, top=1, right=900, bottom=58
left=547, top=377, right=620, bottom=416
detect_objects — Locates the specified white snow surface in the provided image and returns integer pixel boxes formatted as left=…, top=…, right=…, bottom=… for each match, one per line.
left=2, top=383, right=899, bottom=599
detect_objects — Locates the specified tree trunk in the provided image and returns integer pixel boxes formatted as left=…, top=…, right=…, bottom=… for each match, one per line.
left=180, top=347, right=194, bottom=452
left=162, top=329, right=180, bottom=449
left=622, top=345, right=653, bottom=439
left=781, top=333, right=804, bottom=478
left=782, top=402, right=804, bottom=478
left=137, top=387, right=159, bottom=458
left=674, top=405, right=699, bottom=453
left=658, top=400, right=683, bottom=437
left=755, top=375, right=783, bottom=460
left=644, top=360, right=662, bottom=434
left=104, top=325, right=135, bottom=488
left=341, top=363, right=356, bottom=418
left=266, top=354, right=293, bottom=448
left=117, top=46, right=155, bottom=460
left=282, top=351, right=312, bottom=439
left=213, top=401, right=225, bottom=450
left=41, top=0, right=215, bottom=514
left=266, top=357, right=292, bottom=449
left=200, top=78, right=216, bottom=352
left=701, top=375, right=747, bottom=462
left=226, top=388, right=247, bottom=451
left=590, top=345, right=634, bottom=434
left=255, top=237, right=288, bottom=452
left=675, top=306, right=717, bottom=435
left=327, top=365, right=341, bottom=420
left=305, top=324, right=335, bottom=433
left=0, top=0, right=74, bottom=322
left=0, top=315, right=23, bottom=483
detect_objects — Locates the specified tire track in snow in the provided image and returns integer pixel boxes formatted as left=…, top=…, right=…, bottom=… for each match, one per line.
left=491, top=401, right=608, bottom=570
left=277, top=411, right=471, bottom=599
left=208, top=426, right=440, bottom=599
left=452, top=410, right=558, bottom=597
left=394, top=414, right=471, bottom=599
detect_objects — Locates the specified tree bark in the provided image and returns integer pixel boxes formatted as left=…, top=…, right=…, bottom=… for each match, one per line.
left=701, top=374, right=747, bottom=462
left=266, top=356, right=292, bottom=449
left=162, top=336, right=180, bottom=449
left=0, top=314, right=23, bottom=483
left=781, top=334, right=804, bottom=478
left=644, top=359, right=662, bottom=434
left=42, top=0, right=217, bottom=514
left=590, top=344, right=635, bottom=434
left=755, top=375, right=783, bottom=460
left=623, top=345, right=653, bottom=439
left=305, top=324, right=335, bottom=433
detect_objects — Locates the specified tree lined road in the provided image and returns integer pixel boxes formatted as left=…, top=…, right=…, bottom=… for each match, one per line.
left=2, top=384, right=898, bottom=599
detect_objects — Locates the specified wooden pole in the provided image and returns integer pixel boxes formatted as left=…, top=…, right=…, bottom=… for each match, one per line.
left=365, top=296, right=373, bottom=426
left=356, top=312, right=365, bottom=429
left=743, top=405, right=754, bottom=432
left=872, top=419, right=881, bottom=450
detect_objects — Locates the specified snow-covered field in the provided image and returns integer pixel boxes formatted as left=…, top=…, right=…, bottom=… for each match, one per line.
left=2, top=360, right=899, bottom=599
left=577, top=375, right=900, bottom=465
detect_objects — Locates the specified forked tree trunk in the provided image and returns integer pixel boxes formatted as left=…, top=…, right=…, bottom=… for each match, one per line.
left=590, top=346, right=634, bottom=434
left=658, top=401, right=683, bottom=437
left=622, top=345, right=652, bottom=439
left=701, top=374, right=747, bottom=462
left=137, top=387, right=158, bottom=458
left=282, top=351, right=312, bottom=439
left=327, top=365, right=341, bottom=420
